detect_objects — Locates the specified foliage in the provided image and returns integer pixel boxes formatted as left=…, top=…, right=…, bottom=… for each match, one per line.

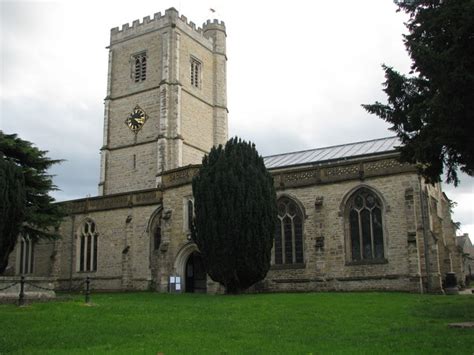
left=0, top=131, right=64, bottom=273
left=363, top=0, right=474, bottom=185
left=1, top=292, right=473, bottom=353
left=0, top=159, right=26, bottom=272
left=192, top=137, right=277, bottom=293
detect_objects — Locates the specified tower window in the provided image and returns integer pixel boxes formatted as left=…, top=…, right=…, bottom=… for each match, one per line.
left=190, top=58, right=201, bottom=88
left=133, top=52, right=147, bottom=82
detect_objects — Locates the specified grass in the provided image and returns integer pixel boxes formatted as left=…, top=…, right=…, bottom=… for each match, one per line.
left=0, top=292, right=473, bottom=354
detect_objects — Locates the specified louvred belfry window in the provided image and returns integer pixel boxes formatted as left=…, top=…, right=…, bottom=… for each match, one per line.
left=133, top=53, right=147, bottom=82
left=190, top=58, right=201, bottom=88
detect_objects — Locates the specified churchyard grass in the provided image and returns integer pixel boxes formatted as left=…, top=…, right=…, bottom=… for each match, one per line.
left=0, top=292, right=472, bottom=354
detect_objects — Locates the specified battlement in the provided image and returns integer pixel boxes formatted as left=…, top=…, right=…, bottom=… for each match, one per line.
left=202, top=19, right=226, bottom=32
left=110, top=8, right=225, bottom=47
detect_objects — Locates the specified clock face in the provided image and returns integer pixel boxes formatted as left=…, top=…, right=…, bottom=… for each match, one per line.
left=125, top=105, right=148, bottom=133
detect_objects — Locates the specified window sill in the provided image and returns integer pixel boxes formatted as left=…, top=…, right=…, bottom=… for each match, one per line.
left=270, top=263, right=306, bottom=270
left=346, top=259, right=388, bottom=266
left=76, top=270, right=98, bottom=274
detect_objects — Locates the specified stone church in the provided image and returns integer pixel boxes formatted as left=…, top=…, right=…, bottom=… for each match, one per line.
left=6, top=8, right=463, bottom=294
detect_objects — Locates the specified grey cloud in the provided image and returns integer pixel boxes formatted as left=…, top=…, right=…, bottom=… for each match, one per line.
left=1, top=97, right=102, bottom=201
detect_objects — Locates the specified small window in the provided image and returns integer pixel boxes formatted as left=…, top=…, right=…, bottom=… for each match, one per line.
left=187, top=199, right=194, bottom=231
left=190, top=58, right=201, bottom=88
left=184, top=197, right=194, bottom=233
left=77, top=220, right=98, bottom=272
left=133, top=52, right=147, bottom=83
left=18, top=235, right=34, bottom=274
left=154, top=226, right=161, bottom=251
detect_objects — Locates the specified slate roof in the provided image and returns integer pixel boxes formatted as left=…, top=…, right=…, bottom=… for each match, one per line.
left=264, top=136, right=401, bottom=169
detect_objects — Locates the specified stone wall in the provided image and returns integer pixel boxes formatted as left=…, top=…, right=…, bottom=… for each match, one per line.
left=262, top=172, right=423, bottom=293
left=5, top=155, right=464, bottom=294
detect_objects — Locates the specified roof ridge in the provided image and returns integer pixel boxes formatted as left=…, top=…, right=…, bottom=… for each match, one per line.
left=263, top=136, right=398, bottom=159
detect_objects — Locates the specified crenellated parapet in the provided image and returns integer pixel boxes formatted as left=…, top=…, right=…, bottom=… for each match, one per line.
left=202, top=19, right=227, bottom=54
left=110, top=7, right=225, bottom=50
left=202, top=19, right=226, bottom=33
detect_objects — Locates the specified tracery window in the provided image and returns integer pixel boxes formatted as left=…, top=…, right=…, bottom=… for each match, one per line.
left=274, top=197, right=304, bottom=264
left=133, top=52, right=147, bottom=82
left=190, top=58, right=201, bottom=88
left=18, top=235, right=34, bottom=274
left=77, top=220, right=98, bottom=272
left=347, top=188, right=384, bottom=261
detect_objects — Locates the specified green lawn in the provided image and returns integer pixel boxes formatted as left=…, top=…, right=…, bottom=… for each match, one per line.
left=0, top=292, right=473, bottom=354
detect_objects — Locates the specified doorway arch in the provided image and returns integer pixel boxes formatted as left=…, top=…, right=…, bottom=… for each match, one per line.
left=173, top=242, right=207, bottom=293
left=184, top=252, right=207, bottom=293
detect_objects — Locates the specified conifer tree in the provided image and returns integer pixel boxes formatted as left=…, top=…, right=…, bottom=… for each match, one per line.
left=363, top=0, right=474, bottom=185
left=0, top=131, right=64, bottom=273
left=0, top=159, right=26, bottom=272
left=192, top=137, right=277, bottom=293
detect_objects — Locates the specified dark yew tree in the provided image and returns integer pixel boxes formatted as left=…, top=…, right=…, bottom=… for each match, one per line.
left=0, top=131, right=64, bottom=273
left=363, top=0, right=474, bottom=185
left=192, top=137, right=277, bottom=294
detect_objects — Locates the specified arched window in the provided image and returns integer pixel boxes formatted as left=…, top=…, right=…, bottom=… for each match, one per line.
left=17, top=235, right=34, bottom=274
left=346, top=188, right=384, bottom=261
left=274, top=197, right=304, bottom=264
left=77, top=220, right=98, bottom=272
left=184, top=198, right=194, bottom=234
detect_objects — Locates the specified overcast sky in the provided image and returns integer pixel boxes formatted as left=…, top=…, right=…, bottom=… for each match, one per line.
left=1, top=0, right=472, bottom=240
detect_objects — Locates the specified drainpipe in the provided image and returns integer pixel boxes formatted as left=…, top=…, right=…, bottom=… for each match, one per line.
left=418, top=177, right=431, bottom=292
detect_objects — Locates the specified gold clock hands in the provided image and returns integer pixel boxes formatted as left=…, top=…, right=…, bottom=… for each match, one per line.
left=126, top=106, right=147, bottom=133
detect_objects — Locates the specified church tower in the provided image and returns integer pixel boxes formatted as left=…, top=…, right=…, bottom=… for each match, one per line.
left=98, top=8, right=228, bottom=195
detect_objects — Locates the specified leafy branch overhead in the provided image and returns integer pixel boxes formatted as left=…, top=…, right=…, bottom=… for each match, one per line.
left=363, top=0, right=474, bottom=185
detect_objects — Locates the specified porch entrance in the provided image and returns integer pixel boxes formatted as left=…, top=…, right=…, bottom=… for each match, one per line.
left=185, top=252, right=207, bottom=293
